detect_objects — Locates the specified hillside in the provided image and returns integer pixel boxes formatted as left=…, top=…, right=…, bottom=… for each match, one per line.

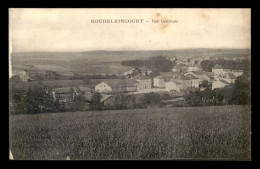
left=9, top=105, right=251, bottom=160
left=10, top=48, right=251, bottom=74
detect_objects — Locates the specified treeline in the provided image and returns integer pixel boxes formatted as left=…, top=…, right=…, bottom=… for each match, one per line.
left=200, top=59, right=250, bottom=72
left=9, top=84, right=172, bottom=114
left=185, top=75, right=250, bottom=106
left=92, top=92, right=171, bottom=110
left=11, top=72, right=119, bottom=82
left=9, top=84, right=88, bottom=114
left=121, top=56, right=175, bottom=72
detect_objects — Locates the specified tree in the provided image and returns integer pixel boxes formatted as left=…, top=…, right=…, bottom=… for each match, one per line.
left=200, top=80, right=211, bottom=89
left=90, top=92, right=103, bottom=110
left=185, top=90, right=202, bottom=107
left=200, top=60, right=216, bottom=72
left=140, top=92, right=161, bottom=108
left=114, top=92, right=129, bottom=109
left=26, top=85, right=54, bottom=114
left=161, top=92, right=170, bottom=100
left=231, top=75, right=250, bottom=105
left=69, top=94, right=87, bottom=111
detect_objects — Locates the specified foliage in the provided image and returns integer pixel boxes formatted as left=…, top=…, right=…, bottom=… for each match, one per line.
left=139, top=92, right=161, bottom=108
left=185, top=74, right=250, bottom=106
left=90, top=92, right=103, bottom=110
left=200, top=59, right=250, bottom=72
left=122, top=56, right=175, bottom=72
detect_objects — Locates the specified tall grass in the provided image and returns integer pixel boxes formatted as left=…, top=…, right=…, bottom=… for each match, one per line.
left=9, top=105, right=251, bottom=160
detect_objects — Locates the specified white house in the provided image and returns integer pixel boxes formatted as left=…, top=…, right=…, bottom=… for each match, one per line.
left=212, top=80, right=230, bottom=89
left=95, top=79, right=138, bottom=93
left=153, top=76, right=165, bottom=88
left=185, top=74, right=200, bottom=88
left=95, top=82, right=113, bottom=93
left=221, top=73, right=236, bottom=84
left=184, top=71, right=210, bottom=83
left=212, top=64, right=223, bottom=75
left=133, top=73, right=152, bottom=90
left=165, top=80, right=182, bottom=92
left=187, top=66, right=202, bottom=72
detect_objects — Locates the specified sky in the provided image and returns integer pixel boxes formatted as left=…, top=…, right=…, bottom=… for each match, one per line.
left=9, top=8, right=251, bottom=52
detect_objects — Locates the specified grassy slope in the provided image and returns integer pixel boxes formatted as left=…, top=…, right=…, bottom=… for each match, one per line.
left=9, top=105, right=251, bottom=160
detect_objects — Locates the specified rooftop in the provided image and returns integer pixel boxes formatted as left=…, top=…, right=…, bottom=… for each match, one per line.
left=175, top=74, right=190, bottom=80
left=191, top=71, right=208, bottom=76
left=219, top=80, right=230, bottom=85
left=102, top=79, right=139, bottom=88
left=100, top=94, right=113, bottom=102
left=185, top=74, right=199, bottom=80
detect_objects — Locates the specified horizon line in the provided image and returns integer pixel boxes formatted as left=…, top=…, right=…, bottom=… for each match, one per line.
left=11, top=47, right=251, bottom=53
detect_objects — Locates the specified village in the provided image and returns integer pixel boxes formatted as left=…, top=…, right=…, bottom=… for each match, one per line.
left=10, top=55, right=245, bottom=110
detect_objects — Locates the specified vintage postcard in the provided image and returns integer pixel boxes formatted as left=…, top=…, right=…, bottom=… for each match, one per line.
left=9, top=8, right=251, bottom=160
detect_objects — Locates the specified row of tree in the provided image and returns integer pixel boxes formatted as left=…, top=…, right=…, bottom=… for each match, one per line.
left=185, top=74, right=250, bottom=106
left=200, top=59, right=250, bottom=73
left=121, top=56, right=175, bottom=72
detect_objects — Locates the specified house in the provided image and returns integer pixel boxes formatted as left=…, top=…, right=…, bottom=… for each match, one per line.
left=171, top=65, right=182, bottom=72
left=185, top=71, right=211, bottom=83
left=212, top=80, right=230, bottom=89
left=100, top=94, right=114, bottom=106
left=52, top=87, right=76, bottom=102
left=232, top=70, right=243, bottom=77
left=95, top=79, right=138, bottom=93
left=153, top=72, right=180, bottom=88
left=187, top=66, right=202, bottom=72
left=133, top=73, right=152, bottom=90
left=165, top=80, right=182, bottom=92
left=212, top=64, right=223, bottom=75
left=185, top=74, right=200, bottom=88
left=153, top=76, right=165, bottom=88
left=221, top=73, right=236, bottom=84
left=174, top=74, right=192, bottom=90
left=223, top=69, right=232, bottom=74
left=181, top=66, right=188, bottom=72
left=73, top=85, right=93, bottom=101
left=95, top=82, right=113, bottom=93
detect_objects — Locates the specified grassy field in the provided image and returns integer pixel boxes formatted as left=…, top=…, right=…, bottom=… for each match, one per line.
left=9, top=105, right=251, bottom=160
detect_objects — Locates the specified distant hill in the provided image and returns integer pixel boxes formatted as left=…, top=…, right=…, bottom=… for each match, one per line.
left=10, top=48, right=251, bottom=73
left=12, top=48, right=251, bottom=61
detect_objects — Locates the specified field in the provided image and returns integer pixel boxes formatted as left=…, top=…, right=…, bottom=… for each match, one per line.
left=9, top=105, right=251, bottom=160
left=10, top=49, right=250, bottom=74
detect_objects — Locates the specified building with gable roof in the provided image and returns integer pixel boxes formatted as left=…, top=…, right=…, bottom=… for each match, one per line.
left=221, top=73, right=236, bottom=84
left=132, top=73, right=152, bottom=90
left=165, top=79, right=182, bottom=92
left=212, top=80, right=230, bottom=89
left=212, top=64, right=224, bottom=75
left=184, top=71, right=211, bottom=83
left=95, top=79, right=138, bottom=93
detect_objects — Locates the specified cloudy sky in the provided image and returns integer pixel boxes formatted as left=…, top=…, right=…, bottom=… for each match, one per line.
left=9, top=8, right=251, bottom=52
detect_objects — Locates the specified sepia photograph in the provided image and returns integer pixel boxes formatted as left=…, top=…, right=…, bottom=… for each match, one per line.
left=9, top=8, right=251, bottom=160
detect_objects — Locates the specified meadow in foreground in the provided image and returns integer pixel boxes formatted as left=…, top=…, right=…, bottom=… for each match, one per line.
left=9, top=105, right=251, bottom=160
